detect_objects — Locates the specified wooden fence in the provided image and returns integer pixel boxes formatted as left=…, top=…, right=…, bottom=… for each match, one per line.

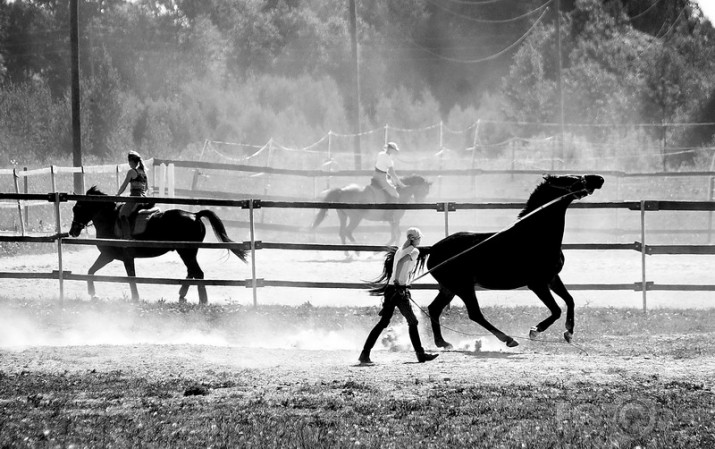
left=1, top=192, right=714, bottom=312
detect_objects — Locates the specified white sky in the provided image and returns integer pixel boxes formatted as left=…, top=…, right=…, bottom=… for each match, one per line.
left=696, top=0, right=715, bottom=22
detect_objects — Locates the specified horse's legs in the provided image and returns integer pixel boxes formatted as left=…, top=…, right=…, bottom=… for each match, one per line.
left=345, top=214, right=361, bottom=243
left=456, top=286, right=517, bottom=347
left=427, top=287, right=456, bottom=349
left=87, top=253, right=114, bottom=298
left=528, top=282, right=562, bottom=338
left=121, top=258, right=140, bottom=301
left=336, top=210, right=348, bottom=245
left=549, top=275, right=575, bottom=342
left=178, top=249, right=207, bottom=304
left=343, top=213, right=362, bottom=257
left=388, top=218, right=400, bottom=246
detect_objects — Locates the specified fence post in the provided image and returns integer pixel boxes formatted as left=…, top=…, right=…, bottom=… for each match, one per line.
left=50, top=165, right=57, bottom=193
left=640, top=200, right=647, bottom=314
left=80, top=166, right=86, bottom=193
left=249, top=199, right=258, bottom=307
left=23, top=167, right=29, bottom=229
left=157, top=163, right=166, bottom=197
left=53, top=192, right=64, bottom=304
left=470, top=121, right=479, bottom=198
left=443, top=202, right=450, bottom=238
left=12, top=169, right=25, bottom=236
left=116, top=165, right=121, bottom=193
left=167, top=163, right=175, bottom=198
left=708, top=176, right=714, bottom=244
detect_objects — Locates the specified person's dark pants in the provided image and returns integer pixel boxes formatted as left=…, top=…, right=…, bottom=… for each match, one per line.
left=362, top=285, right=425, bottom=356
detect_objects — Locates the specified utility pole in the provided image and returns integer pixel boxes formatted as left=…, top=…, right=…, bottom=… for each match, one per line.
left=348, top=0, right=362, bottom=170
left=554, top=0, right=565, bottom=169
left=70, top=0, right=83, bottom=193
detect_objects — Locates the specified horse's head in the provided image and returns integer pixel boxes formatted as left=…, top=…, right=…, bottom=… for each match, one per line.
left=520, top=174, right=604, bottom=218
left=68, top=186, right=110, bottom=237
left=398, top=175, right=432, bottom=202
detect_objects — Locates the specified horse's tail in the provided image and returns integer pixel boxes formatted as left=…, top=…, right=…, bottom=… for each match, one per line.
left=368, top=246, right=431, bottom=296
left=196, top=210, right=248, bottom=263
left=312, top=188, right=342, bottom=229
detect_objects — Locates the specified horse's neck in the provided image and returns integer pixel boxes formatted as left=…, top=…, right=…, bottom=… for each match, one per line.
left=397, top=186, right=412, bottom=201
left=93, top=207, right=119, bottom=237
left=519, top=201, right=570, bottom=242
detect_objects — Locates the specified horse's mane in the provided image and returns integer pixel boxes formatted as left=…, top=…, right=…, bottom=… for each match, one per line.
left=518, top=175, right=564, bottom=218
left=400, top=175, right=428, bottom=186
left=86, top=185, right=108, bottom=196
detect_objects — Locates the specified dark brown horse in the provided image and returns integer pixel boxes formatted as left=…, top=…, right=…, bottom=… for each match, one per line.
left=371, top=174, right=605, bottom=348
left=311, top=175, right=431, bottom=246
left=68, top=186, right=247, bottom=304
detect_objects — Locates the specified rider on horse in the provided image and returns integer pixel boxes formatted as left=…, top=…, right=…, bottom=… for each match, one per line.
left=372, top=142, right=406, bottom=201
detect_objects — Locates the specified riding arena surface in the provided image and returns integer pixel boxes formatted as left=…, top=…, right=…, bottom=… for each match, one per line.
left=1, top=245, right=715, bottom=447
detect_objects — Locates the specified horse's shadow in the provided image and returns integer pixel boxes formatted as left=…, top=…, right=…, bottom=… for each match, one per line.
left=446, top=350, right=517, bottom=359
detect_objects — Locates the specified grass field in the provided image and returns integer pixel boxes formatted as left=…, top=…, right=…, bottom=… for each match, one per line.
left=1, top=299, right=714, bottom=448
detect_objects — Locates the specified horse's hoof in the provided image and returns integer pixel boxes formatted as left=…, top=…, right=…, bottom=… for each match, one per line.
left=436, top=340, right=453, bottom=350
left=178, top=297, right=187, bottom=304
left=529, top=326, right=540, bottom=340
left=563, top=331, right=573, bottom=343
left=506, top=338, right=519, bottom=348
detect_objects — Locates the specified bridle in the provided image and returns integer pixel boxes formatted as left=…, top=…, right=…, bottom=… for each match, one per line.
left=548, top=176, right=589, bottom=198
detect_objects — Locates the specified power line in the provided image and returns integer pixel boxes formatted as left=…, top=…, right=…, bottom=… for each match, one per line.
left=409, top=6, right=549, bottom=64
left=424, top=0, right=552, bottom=24
left=630, top=0, right=665, bottom=20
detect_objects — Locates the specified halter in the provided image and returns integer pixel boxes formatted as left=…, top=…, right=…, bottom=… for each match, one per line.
left=547, top=176, right=589, bottom=196
left=71, top=219, right=93, bottom=231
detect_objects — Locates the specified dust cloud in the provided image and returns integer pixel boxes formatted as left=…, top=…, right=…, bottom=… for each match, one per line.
left=0, top=303, right=368, bottom=352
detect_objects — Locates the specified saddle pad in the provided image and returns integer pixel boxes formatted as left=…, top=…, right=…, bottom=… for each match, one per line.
left=133, top=207, right=160, bottom=235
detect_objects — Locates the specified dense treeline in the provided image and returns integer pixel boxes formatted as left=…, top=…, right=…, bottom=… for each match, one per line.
left=0, top=0, right=714, bottom=169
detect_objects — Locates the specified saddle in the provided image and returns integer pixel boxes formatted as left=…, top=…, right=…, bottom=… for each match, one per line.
left=369, top=178, right=397, bottom=203
left=115, top=204, right=160, bottom=238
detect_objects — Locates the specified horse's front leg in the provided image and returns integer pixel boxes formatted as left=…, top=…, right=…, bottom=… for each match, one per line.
left=122, top=257, right=140, bottom=301
left=527, top=282, right=562, bottom=340
left=428, top=287, right=456, bottom=349
left=387, top=219, right=400, bottom=246
left=87, top=252, right=114, bottom=299
left=549, top=275, right=575, bottom=343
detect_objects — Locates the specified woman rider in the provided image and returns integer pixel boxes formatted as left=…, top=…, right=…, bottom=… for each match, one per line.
left=116, top=150, right=148, bottom=238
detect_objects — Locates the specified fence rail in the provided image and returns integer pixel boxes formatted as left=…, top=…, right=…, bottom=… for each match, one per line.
left=1, top=192, right=714, bottom=311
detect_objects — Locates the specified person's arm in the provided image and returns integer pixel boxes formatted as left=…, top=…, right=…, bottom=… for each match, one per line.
left=388, top=166, right=406, bottom=187
left=117, top=170, right=135, bottom=195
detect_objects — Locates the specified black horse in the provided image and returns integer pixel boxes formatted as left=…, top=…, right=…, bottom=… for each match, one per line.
left=311, top=175, right=431, bottom=246
left=371, top=174, right=604, bottom=348
left=68, top=186, right=247, bottom=304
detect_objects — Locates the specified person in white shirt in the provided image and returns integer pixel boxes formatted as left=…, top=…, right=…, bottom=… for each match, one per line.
left=372, top=141, right=406, bottom=200
left=359, top=227, right=439, bottom=364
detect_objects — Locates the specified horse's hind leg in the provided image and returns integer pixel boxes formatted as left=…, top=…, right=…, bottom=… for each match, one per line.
left=457, top=287, right=517, bottom=347
left=549, top=275, right=575, bottom=342
left=178, top=250, right=207, bottom=304
left=121, top=258, right=140, bottom=301
left=528, top=282, right=562, bottom=339
left=427, top=287, right=456, bottom=349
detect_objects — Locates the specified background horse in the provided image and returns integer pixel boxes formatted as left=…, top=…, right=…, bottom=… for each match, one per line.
left=311, top=175, right=431, bottom=246
left=68, top=186, right=247, bottom=304
left=371, top=174, right=604, bottom=348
